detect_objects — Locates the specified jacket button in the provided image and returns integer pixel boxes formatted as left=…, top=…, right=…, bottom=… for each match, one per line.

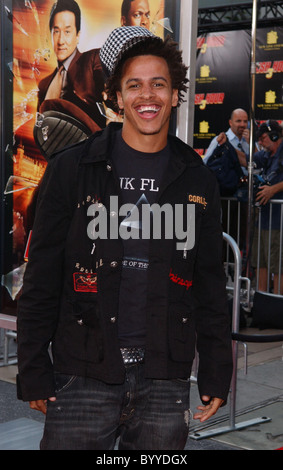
left=77, top=319, right=84, bottom=326
left=110, top=316, right=116, bottom=323
left=110, top=261, right=118, bottom=268
left=182, top=317, right=188, bottom=323
left=106, top=164, right=112, bottom=171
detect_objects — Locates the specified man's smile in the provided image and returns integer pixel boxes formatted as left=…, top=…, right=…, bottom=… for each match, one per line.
left=135, top=104, right=161, bottom=118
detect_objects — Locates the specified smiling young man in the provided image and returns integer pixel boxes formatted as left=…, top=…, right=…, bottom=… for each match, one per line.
left=116, top=55, right=178, bottom=151
left=17, top=27, right=233, bottom=450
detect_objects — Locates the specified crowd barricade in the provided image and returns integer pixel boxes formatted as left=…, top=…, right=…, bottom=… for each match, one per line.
left=221, top=196, right=283, bottom=295
left=0, top=314, right=17, bottom=367
left=190, top=231, right=283, bottom=440
left=254, top=198, right=283, bottom=294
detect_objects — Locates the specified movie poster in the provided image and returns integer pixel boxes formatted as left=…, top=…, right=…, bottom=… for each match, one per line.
left=1, top=0, right=178, bottom=312
left=193, top=26, right=283, bottom=157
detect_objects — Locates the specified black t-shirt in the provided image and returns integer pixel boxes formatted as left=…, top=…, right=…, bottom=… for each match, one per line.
left=111, top=131, right=170, bottom=347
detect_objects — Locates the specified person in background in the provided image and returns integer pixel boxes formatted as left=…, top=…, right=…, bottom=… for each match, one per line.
left=238, top=120, right=283, bottom=294
left=204, top=108, right=250, bottom=165
left=37, top=0, right=106, bottom=130
left=17, top=26, right=233, bottom=450
left=204, top=108, right=250, bottom=255
left=121, top=0, right=150, bottom=29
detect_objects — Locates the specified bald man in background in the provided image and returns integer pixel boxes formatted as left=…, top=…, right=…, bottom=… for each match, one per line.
left=204, top=108, right=250, bottom=163
left=203, top=109, right=250, bottom=259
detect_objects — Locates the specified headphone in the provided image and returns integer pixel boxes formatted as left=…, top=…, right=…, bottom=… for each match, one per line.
left=265, top=119, right=280, bottom=142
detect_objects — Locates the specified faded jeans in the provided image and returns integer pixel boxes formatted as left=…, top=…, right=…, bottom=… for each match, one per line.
left=40, top=364, right=191, bottom=450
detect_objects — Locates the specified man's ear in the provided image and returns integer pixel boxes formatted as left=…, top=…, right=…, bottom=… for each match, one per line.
left=172, top=89, right=178, bottom=108
left=116, top=91, right=124, bottom=111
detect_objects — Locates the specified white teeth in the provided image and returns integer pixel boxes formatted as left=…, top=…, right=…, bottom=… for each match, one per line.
left=137, top=105, right=159, bottom=113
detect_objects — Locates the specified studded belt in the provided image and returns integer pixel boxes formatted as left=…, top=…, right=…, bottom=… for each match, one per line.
left=120, top=347, right=145, bottom=365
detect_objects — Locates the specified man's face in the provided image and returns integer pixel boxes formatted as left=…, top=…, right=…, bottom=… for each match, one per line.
left=258, top=133, right=273, bottom=152
left=229, top=111, right=248, bottom=139
left=51, top=11, right=80, bottom=62
left=116, top=55, right=178, bottom=146
left=122, top=0, right=150, bottom=29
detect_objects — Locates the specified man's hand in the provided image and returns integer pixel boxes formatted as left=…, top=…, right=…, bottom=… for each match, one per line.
left=216, top=132, right=227, bottom=146
left=193, top=395, right=224, bottom=423
left=256, top=181, right=283, bottom=206
left=242, top=128, right=250, bottom=143
left=29, top=397, right=56, bottom=415
left=256, top=185, right=275, bottom=205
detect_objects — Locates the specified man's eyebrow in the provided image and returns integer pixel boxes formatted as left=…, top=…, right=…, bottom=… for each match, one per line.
left=133, top=9, right=150, bottom=13
left=125, top=76, right=168, bottom=84
left=53, top=25, right=72, bottom=29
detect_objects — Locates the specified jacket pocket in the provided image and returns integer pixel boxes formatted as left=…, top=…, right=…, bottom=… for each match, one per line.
left=168, top=309, right=196, bottom=362
left=71, top=297, right=101, bottom=328
left=56, top=297, right=104, bottom=364
left=54, top=373, right=78, bottom=394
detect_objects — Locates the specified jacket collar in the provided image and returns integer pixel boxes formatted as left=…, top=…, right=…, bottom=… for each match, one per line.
left=79, top=122, right=121, bottom=164
left=79, top=122, right=203, bottom=170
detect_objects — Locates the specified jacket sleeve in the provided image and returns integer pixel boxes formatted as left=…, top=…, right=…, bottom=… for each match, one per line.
left=193, top=173, right=233, bottom=402
left=17, top=155, right=75, bottom=401
left=203, top=136, right=218, bottom=161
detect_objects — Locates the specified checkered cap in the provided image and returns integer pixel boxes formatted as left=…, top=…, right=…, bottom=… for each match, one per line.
left=99, top=26, right=161, bottom=77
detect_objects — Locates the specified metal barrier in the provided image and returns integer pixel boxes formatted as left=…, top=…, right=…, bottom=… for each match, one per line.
left=221, top=196, right=283, bottom=295
left=254, top=199, right=283, bottom=294
left=0, top=314, right=17, bottom=366
left=221, top=197, right=244, bottom=248
left=190, top=232, right=283, bottom=440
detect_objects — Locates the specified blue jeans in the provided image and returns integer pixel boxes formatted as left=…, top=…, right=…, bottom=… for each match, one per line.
left=40, top=364, right=191, bottom=450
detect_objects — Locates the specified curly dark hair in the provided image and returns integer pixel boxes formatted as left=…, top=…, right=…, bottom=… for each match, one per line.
left=106, top=35, right=189, bottom=112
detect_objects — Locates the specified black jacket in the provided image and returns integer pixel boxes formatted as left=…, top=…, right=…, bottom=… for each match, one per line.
left=17, top=123, right=233, bottom=402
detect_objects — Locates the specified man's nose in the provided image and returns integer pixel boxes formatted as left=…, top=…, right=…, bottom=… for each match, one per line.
left=58, top=32, right=66, bottom=44
left=140, top=14, right=148, bottom=25
left=140, top=84, right=154, bottom=97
